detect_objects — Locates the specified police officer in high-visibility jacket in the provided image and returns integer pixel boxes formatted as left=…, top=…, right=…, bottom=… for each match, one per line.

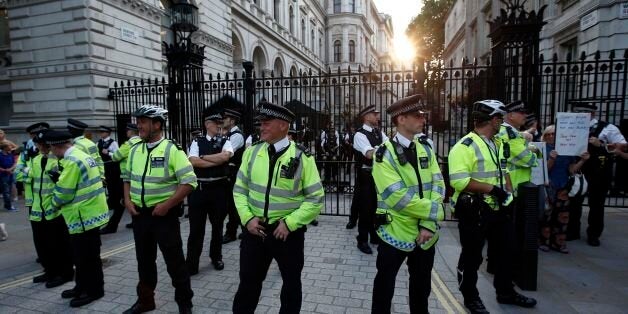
left=47, top=130, right=109, bottom=308
left=16, top=123, right=50, bottom=211
left=25, top=125, right=74, bottom=289
left=449, top=100, right=536, bottom=314
left=371, top=94, right=445, bottom=314
left=496, top=100, right=539, bottom=194
left=67, top=119, right=105, bottom=179
left=232, top=102, right=324, bottom=314
left=111, top=123, right=142, bottom=229
left=123, top=105, right=196, bottom=314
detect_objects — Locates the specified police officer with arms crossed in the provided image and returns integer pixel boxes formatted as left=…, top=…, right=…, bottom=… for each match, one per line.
left=449, top=100, right=536, bottom=314
left=123, top=105, right=197, bottom=314
left=567, top=102, right=627, bottom=246
left=352, top=105, right=389, bottom=254
left=98, top=126, right=125, bottom=234
left=25, top=124, right=74, bottom=289
left=47, top=130, right=109, bottom=307
left=232, top=102, right=324, bottom=314
left=186, top=108, right=233, bottom=273
left=67, top=119, right=104, bottom=179
left=371, top=95, right=445, bottom=313
left=223, top=105, right=246, bottom=244
left=111, top=123, right=142, bottom=229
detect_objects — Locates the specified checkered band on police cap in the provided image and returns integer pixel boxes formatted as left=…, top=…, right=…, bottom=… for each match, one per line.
left=571, top=102, right=597, bottom=113
left=357, top=105, right=379, bottom=117
left=255, top=102, right=295, bottom=123
left=386, top=94, right=425, bottom=118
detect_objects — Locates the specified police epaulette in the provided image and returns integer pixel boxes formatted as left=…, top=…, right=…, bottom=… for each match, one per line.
left=169, top=139, right=184, bottom=150
left=506, top=126, right=517, bottom=139
left=461, top=137, right=473, bottom=146
left=375, top=144, right=387, bottom=162
left=295, top=143, right=312, bottom=157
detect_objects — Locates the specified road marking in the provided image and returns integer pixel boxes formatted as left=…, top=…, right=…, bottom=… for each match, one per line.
left=432, top=270, right=466, bottom=313
left=432, top=279, right=455, bottom=313
left=0, top=240, right=136, bottom=292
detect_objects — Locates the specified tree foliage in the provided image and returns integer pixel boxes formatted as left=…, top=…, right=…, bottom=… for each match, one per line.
left=406, top=0, right=455, bottom=62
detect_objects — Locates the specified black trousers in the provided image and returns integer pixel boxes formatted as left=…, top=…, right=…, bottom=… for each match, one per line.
left=233, top=228, right=305, bottom=314
left=132, top=209, right=193, bottom=307
left=224, top=171, right=241, bottom=238
left=104, top=176, right=125, bottom=230
left=372, top=241, right=435, bottom=314
left=70, top=228, right=103, bottom=296
left=31, top=215, right=74, bottom=278
left=584, top=172, right=610, bottom=240
left=566, top=195, right=585, bottom=239
left=457, top=205, right=515, bottom=300
left=357, top=170, right=377, bottom=243
left=187, top=181, right=227, bottom=265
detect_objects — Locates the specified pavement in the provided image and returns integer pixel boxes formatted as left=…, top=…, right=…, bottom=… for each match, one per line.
left=0, top=198, right=627, bottom=313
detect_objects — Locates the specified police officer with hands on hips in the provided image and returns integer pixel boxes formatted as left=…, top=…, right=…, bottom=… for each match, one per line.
left=25, top=124, right=74, bottom=289
left=352, top=105, right=389, bottom=254
left=232, top=102, right=324, bottom=314
left=67, top=119, right=105, bottom=179
left=123, top=105, right=197, bottom=314
left=186, top=108, right=233, bottom=274
left=568, top=102, right=627, bottom=247
left=448, top=100, right=536, bottom=314
left=371, top=94, right=445, bottom=314
left=98, top=125, right=125, bottom=234
left=46, top=130, right=109, bottom=308
left=222, top=103, right=247, bottom=244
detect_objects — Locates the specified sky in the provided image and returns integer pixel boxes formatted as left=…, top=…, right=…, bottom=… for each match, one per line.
left=372, top=0, right=423, bottom=64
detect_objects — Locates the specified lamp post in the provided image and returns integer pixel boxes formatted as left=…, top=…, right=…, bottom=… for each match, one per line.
left=164, top=0, right=205, bottom=149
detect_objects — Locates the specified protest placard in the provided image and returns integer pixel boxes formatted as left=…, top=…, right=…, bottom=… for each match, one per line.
left=555, top=112, right=589, bottom=156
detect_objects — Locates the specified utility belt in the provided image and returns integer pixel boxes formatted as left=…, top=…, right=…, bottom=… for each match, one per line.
left=197, top=177, right=227, bottom=183
left=455, top=192, right=512, bottom=221
left=137, top=203, right=184, bottom=217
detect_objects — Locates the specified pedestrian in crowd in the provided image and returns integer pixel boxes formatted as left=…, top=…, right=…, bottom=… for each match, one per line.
left=522, top=114, right=541, bottom=142
left=352, top=105, right=388, bottom=254
left=0, top=140, right=18, bottom=211
left=222, top=103, right=246, bottom=244
left=186, top=108, right=233, bottom=274
left=539, top=125, right=589, bottom=253
left=27, top=127, right=74, bottom=288
left=244, top=120, right=262, bottom=148
left=123, top=105, right=196, bottom=314
left=320, top=121, right=340, bottom=183
left=46, top=130, right=108, bottom=307
left=0, top=129, right=18, bottom=151
left=232, top=102, right=323, bottom=314
left=67, top=119, right=104, bottom=179
left=98, top=126, right=124, bottom=234
left=342, top=125, right=355, bottom=175
left=111, top=123, right=142, bottom=230
left=371, top=94, right=445, bottom=313
left=449, top=100, right=536, bottom=313
left=567, top=102, right=627, bottom=246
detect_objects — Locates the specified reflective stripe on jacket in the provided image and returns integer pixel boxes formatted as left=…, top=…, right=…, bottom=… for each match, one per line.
left=496, top=125, right=537, bottom=194
left=113, top=136, right=142, bottom=181
left=29, top=154, right=62, bottom=221
left=73, top=136, right=105, bottom=179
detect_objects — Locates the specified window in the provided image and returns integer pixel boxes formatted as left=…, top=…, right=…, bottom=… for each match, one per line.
left=349, top=40, right=355, bottom=62
left=349, top=0, right=355, bottom=13
left=311, top=29, right=315, bottom=51
left=301, top=19, right=306, bottom=43
left=334, top=40, right=342, bottom=62
left=0, top=8, right=8, bottom=47
left=159, top=0, right=174, bottom=47
left=289, top=6, right=295, bottom=34
left=273, top=0, right=280, bottom=21
left=334, top=0, right=341, bottom=13
left=319, top=35, right=323, bottom=57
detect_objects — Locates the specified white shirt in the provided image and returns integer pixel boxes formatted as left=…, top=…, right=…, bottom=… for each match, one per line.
left=64, top=146, right=75, bottom=159
left=188, top=134, right=233, bottom=158
left=270, top=136, right=290, bottom=153
left=101, top=136, right=119, bottom=157
left=320, top=130, right=340, bottom=148
left=590, top=119, right=627, bottom=144
left=229, top=126, right=245, bottom=151
left=353, top=124, right=389, bottom=157
left=394, top=133, right=413, bottom=148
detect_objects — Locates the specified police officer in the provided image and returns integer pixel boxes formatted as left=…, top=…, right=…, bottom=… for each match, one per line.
left=67, top=119, right=104, bottom=178
left=111, top=123, right=142, bottom=229
left=321, top=122, right=340, bottom=182
left=352, top=105, right=389, bottom=254
left=98, top=126, right=124, bottom=234
left=25, top=124, right=74, bottom=288
left=448, top=100, right=536, bottom=313
left=123, top=105, right=196, bottom=314
left=47, top=130, right=109, bottom=307
left=232, top=102, right=324, bottom=314
left=223, top=105, right=246, bottom=244
left=371, top=95, right=445, bottom=313
left=16, top=123, right=50, bottom=219
left=245, top=120, right=262, bottom=148
left=568, top=102, right=627, bottom=246
left=186, top=108, right=233, bottom=274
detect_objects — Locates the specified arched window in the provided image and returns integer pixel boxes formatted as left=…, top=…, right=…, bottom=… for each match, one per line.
left=301, top=19, right=306, bottom=44
left=289, top=6, right=295, bottom=34
left=333, top=40, right=342, bottom=62
left=349, top=40, right=355, bottom=62
left=333, top=0, right=341, bottom=13
left=273, top=0, right=280, bottom=22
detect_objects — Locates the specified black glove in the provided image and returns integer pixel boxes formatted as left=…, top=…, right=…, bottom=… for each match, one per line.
left=489, top=186, right=508, bottom=204
left=48, top=170, right=60, bottom=183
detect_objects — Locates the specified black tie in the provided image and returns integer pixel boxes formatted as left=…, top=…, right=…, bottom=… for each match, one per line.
left=268, top=144, right=276, bottom=157
left=404, top=143, right=418, bottom=170
left=373, top=128, right=381, bottom=141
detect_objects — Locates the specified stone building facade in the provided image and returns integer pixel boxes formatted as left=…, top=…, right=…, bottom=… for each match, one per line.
left=0, top=0, right=393, bottom=143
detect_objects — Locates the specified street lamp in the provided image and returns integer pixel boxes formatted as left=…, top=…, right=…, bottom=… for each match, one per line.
left=170, top=0, right=199, bottom=44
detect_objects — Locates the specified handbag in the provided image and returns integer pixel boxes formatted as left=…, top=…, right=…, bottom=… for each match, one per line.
left=566, top=172, right=588, bottom=197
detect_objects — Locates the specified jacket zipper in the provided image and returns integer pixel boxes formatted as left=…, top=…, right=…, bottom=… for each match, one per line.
left=274, top=162, right=281, bottom=186
left=264, top=150, right=280, bottom=221
left=140, top=145, right=151, bottom=209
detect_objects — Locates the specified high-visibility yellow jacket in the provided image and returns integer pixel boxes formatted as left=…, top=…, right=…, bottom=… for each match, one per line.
left=51, top=147, right=109, bottom=234
left=496, top=124, right=537, bottom=193
left=125, top=138, right=197, bottom=208
left=15, top=152, right=33, bottom=207
left=448, top=131, right=510, bottom=210
left=73, top=136, right=104, bottom=179
left=28, top=153, right=62, bottom=221
left=372, top=138, right=445, bottom=251
left=233, top=141, right=324, bottom=231
left=112, top=136, right=142, bottom=181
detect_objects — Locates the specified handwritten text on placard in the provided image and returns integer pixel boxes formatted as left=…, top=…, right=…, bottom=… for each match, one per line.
left=555, top=112, right=589, bottom=156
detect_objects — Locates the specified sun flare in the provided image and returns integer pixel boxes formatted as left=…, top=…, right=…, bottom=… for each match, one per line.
left=394, top=34, right=416, bottom=65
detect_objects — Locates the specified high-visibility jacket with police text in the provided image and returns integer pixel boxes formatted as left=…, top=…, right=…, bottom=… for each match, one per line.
left=372, top=138, right=445, bottom=251
left=73, top=136, right=105, bottom=179
left=233, top=141, right=324, bottom=231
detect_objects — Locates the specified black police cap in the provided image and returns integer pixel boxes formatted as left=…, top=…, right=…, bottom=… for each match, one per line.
left=255, top=102, right=295, bottom=123
left=44, top=130, right=73, bottom=145
left=26, top=122, right=50, bottom=134
left=67, top=118, right=88, bottom=130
